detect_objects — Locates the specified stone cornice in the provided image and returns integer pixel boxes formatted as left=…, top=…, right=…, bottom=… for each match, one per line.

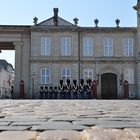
left=31, top=26, right=137, bottom=33
left=0, top=25, right=31, bottom=32
left=0, top=25, right=137, bottom=33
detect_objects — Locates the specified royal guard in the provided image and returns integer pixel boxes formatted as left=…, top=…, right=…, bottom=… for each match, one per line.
left=72, top=79, right=78, bottom=99
left=86, top=79, right=92, bottom=99
left=63, top=83, right=67, bottom=99
left=58, top=80, right=64, bottom=99
left=39, top=86, right=44, bottom=99
left=49, top=86, right=54, bottom=99
left=84, top=83, right=87, bottom=99
left=66, top=79, right=71, bottom=99
left=44, top=86, right=49, bottom=99
left=54, top=86, right=58, bottom=99
left=79, top=79, right=85, bottom=99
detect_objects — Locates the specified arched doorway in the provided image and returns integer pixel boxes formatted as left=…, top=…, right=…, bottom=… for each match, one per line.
left=101, top=73, right=117, bottom=99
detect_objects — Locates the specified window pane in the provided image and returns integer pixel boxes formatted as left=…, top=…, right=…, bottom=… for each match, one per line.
left=83, top=38, right=93, bottom=56
left=61, top=68, right=71, bottom=81
left=83, top=69, right=93, bottom=81
left=103, top=38, right=113, bottom=56
left=41, top=69, right=45, bottom=75
left=41, top=77, right=45, bottom=84
left=40, top=68, right=51, bottom=84
left=123, top=38, right=133, bottom=56
left=61, top=37, right=71, bottom=56
left=41, top=37, right=51, bottom=56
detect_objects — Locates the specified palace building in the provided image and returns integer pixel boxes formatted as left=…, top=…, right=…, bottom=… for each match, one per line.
left=0, top=1, right=140, bottom=99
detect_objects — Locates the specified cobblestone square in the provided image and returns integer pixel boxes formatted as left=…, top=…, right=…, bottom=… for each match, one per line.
left=0, top=100, right=139, bottom=140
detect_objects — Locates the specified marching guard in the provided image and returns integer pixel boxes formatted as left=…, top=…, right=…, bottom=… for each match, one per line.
left=49, top=86, right=54, bottom=99
left=58, top=80, right=64, bottom=99
left=79, top=79, right=85, bottom=99
left=39, top=86, right=44, bottom=99
left=44, top=86, right=49, bottom=99
left=72, top=79, right=78, bottom=99
left=86, top=79, right=92, bottom=99
left=66, top=79, right=71, bottom=99
left=54, top=86, right=58, bottom=99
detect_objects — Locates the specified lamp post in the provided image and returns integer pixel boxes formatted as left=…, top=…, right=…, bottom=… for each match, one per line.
left=96, top=74, right=99, bottom=85
left=120, top=73, right=124, bottom=85
left=32, top=72, right=35, bottom=99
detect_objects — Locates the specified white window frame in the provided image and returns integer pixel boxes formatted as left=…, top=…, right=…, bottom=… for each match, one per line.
left=123, top=38, right=133, bottom=56
left=61, top=37, right=71, bottom=56
left=124, top=68, right=134, bottom=84
left=103, top=38, right=113, bottom=56
left=40, top=68, right=51, bottom=84
left=83, top=37, right=93, bottom=56
left=83, top=68, right=93, bottom=81
left=61, top=68, right=71, bottom=82
left=41, top=37, right=51, bottom=56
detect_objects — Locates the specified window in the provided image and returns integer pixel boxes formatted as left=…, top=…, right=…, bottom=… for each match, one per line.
left=123, top=38, right=133, bottom=56
left=41, top=37, right=51, bottom=56
left=103, top=38, right=113, bottom=56
left=124, top=68, right=134, bottom=84
left=40, top=68, right=51, bottom=84
left=83, top=68, right=93, bottom=81
left=61, top=68, right=71, bottom=82
left=61, top=37, right=71, bottom=56
left=83, top=37, right=93, bottom=56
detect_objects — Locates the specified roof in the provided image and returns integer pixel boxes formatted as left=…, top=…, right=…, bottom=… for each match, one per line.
left=0, top=60, right=14, bottom=71
left=37, top=16, right=75, bottom=27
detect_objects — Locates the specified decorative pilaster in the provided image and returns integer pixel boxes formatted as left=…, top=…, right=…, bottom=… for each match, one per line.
left=136, top=62, right=140, bottom=98
left=13, top=41, right=23, bottom=98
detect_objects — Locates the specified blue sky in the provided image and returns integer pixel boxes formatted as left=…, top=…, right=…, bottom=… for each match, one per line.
left=0, top=0, right=137, bottom=67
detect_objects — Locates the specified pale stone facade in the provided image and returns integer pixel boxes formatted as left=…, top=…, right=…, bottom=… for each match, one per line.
left=0, top=2, right=140, bottom=99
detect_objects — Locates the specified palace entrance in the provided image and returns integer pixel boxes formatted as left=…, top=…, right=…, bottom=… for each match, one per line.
left=101, top=73, right=117, bottom=99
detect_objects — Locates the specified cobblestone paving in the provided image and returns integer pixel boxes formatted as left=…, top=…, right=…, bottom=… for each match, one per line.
left=0, top=100, right=139, bottom=140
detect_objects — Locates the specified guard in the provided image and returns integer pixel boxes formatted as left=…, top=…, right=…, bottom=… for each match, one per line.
left=54, top=86, right=58, bottom=99
left=49, top=86, right=54, bottom=99
left=66, top=79, right=71, bottom=99
left=72, top=79, right=78, bottom=99
left=39, top=86, right=44, bottom=99
left=79, top=79, right=85, bottom=99
left=58, top=80, right=64, bottom=99
left=44, top=86, right=49, bottom=99
left=86, top=79, right=92, bottom=99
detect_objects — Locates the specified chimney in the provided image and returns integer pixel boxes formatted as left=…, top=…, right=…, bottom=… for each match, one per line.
left=53, top=8, right=59, bottom=26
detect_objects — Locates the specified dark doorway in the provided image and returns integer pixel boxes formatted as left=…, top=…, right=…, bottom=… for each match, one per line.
left=101, top=73, right=117, bottom=99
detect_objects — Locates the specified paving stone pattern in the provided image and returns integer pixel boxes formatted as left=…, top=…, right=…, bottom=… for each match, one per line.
left=0, top=100, right=139, bottom=140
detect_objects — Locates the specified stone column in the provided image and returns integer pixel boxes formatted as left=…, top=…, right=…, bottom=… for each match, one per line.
left=14, top=41, right=23, bottom=98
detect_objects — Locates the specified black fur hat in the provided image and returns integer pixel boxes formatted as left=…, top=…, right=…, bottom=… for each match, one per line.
left=80, top=79, right=84, bottom=84
left=66, top=79, right=70, bottom=84
left=73, top=79, right=77, bottom=84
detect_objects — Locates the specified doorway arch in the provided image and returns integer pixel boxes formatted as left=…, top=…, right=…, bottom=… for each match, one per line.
left=101, top=73, right=117, bottom=99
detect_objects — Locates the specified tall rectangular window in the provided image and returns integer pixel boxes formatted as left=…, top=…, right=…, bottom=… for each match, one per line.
left=40, top=68, right=51, bottom=84
left=61, top=68, right=71, bottom=82
left=41, top=37, right=51, bottom=56
left=83, top=68, right=93, bottom=81
left=124, top=68, right=134, bottom=84
left=61, top=37, right=71, bottom=56
left=83, top=37, right=93, bottom=56
left=123, top=38, right=133, bottom=56
left=103, top=38, right=113, bottom=56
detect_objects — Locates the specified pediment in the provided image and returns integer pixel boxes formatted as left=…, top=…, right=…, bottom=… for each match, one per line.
left=38, top=16, right=74, bottom=26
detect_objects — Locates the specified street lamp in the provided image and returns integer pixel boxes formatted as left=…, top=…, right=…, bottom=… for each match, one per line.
left=120, top=73, right=124, bottom=85
left=96, top=74, right=99, bottom=85
left=32, top=72, right=35, bottom=99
